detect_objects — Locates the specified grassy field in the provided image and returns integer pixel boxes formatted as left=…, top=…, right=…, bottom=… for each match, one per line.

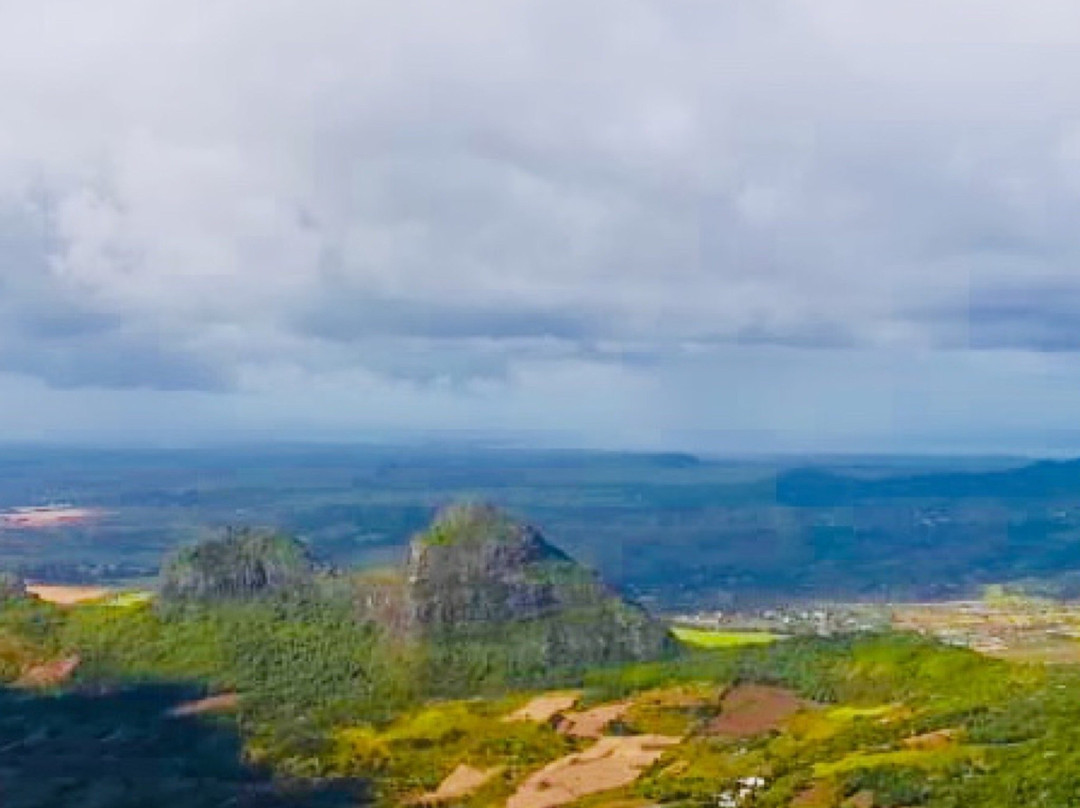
left=670, top=626, right=781, bottom=648
left=105, top=590, right=155, bottom=607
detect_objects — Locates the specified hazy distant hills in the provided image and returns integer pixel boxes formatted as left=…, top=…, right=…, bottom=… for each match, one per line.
left=775, top=458, right=1080, bottom=506
left=6, top=445, right=1080, bottom=604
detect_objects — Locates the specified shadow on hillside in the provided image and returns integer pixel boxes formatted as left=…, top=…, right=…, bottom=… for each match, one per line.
left=0, top=683, right=368, bottom=808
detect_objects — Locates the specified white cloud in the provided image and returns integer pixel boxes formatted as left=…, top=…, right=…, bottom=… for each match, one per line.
left=3, top=0, right=1080, bottom=447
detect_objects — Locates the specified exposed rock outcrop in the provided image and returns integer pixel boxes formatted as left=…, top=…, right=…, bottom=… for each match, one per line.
left=406, top=505, right=582, bottom=627
left=400, top=504, right=673, bottom=667
left=159, top=527, right=314, bottom=603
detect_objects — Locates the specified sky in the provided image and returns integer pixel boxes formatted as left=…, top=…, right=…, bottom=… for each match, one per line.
left=4, top=1, right=1080, bottom=454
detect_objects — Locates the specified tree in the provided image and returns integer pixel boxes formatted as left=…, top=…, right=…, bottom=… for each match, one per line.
left=0, top=570, right=26, bottom=601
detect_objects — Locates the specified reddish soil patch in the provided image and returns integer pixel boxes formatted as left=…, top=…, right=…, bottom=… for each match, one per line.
left=508, top=735, right=680, bottom=808
left=554, top=701, right=631, bottom=738
left=705, top=685, right=805, bottom=737
left=167, top=693, right=240, bottom=717
left=27, top=584, right=112, bottom=605
left=506, top=692, right=582, bottom=723
left=15, top=655, right=80, bottom=688
left=412, top=764, right=503, bottom=804
left=1, top=507, right=103, bottom=529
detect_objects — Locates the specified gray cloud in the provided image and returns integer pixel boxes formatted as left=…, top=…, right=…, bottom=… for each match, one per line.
left=915, top=284, right=1080, bottom=352
left=0, top=334, right=232, bottom=391
left=3, top=1, right=1080, bottom=446
left=298, top=291, right=601, bottom=344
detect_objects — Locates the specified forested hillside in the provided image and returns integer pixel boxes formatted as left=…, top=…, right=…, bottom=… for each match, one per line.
left=2, top=507, right=1080, bottom=805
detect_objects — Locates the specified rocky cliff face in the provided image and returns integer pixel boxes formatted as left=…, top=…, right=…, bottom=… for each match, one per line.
left=159, top=527, right=314, bottom=603
left=401, top=504, right=673, bottom=666
left=406, top=507, right=576, bottom=626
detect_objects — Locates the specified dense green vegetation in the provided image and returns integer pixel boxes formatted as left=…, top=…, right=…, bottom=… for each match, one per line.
left=6, top=586, right=1080, bottom=807
left=418, top=503, right=531, bottom=548
left=6, top=498, right=1080, bottom=805
left=5, top=577, right=1080, bottom=805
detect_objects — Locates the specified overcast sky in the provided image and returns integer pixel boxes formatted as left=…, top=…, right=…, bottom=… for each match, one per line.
left=4, top=1, right=1080, bottom=454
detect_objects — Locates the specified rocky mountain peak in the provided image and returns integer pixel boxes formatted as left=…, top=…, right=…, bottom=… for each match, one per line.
left=402, top=504, right=673, bottom=665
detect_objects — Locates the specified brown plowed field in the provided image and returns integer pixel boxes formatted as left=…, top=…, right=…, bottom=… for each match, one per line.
left=554, top=701, right=631, bottom=738
left=505, top=692, right=581, bottom=723
left=27, top=584, right=112, bottom=604
left=507, top=735, right=680, bottom=808
left=705, top=685, right=804, bottom=737
left=412, top=764, right=502, bottom=804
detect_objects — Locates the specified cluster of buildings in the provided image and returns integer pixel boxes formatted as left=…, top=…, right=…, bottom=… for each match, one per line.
left=717, top=776, right=767, bottom=808
left=672, top=603, right=890, bottom=637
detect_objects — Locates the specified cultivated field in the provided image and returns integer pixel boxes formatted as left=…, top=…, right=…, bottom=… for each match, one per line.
left=553, top=701, right=631, bottom=738
left=890, top=598, right=1080, bottom=663
left=507, top=734, right=680, bottom=808
left=26, top=584, right=113, bottom=604
left=491, top=681, right=811, bottom=808
left=671, top=626, right=781, bottom=648
left=706, top=684, right=806, bottom=737
left=413, top=764, right=503, bottom=805
left=505, top=691, right=581, bottom=723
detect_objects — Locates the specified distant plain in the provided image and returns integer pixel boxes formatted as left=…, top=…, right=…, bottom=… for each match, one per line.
left=3, top=444, right=1078, bottom=608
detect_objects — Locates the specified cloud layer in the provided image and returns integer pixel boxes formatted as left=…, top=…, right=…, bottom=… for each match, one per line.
left=4, top=0, right=1080, bottom=448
